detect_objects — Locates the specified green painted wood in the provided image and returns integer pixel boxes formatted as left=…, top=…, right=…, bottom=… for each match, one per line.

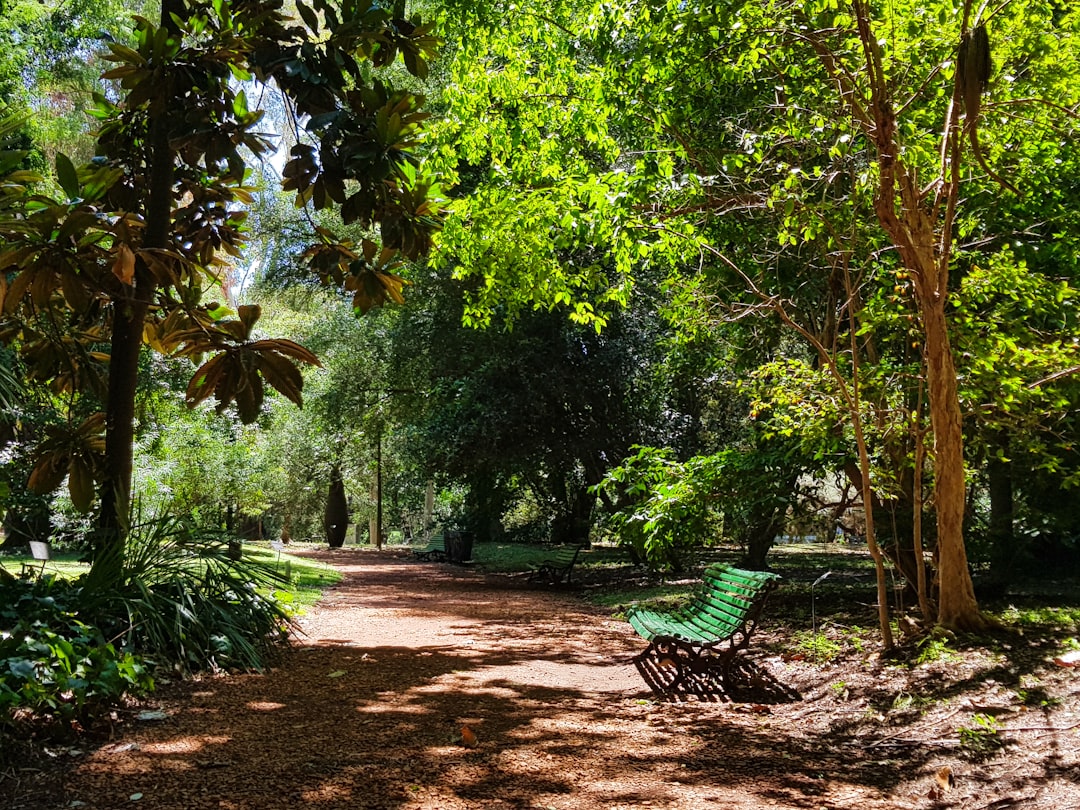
left=415, top=534, right=447, bottom=560
left=527, top=545, right=583, bottom=584
left=626, top=565, right=779, bottom=647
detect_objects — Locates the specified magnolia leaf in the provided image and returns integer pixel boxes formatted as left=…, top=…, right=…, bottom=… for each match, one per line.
left=67, top=457, right=96, bottom=512
left=104, top=42, right=146, bottom=65
left=237, top=304, right=261, bottom=335
left=296, top=1, right=320, bottom=32
left=76, top=412, right=106, bottom=441
left=213, top=367, right=237, bottom=411
left=248, top=339, right=322, bottom=367
left=28, top=453, right=68, bottom=495
left=220, top=320, right=249, bottom=342
left=186, top=354, right=229, bottom=407
left=255, top=352, right=304, bottom=406
left=59, top=269, right=91, bottom=310
left=112, top=244, right=136, bottom=285
left=4, top=269, right=34, bottom=313
left=352, top=268, right=409, bottom=313
left=55, top=153, right=80, bottom=199
left=234, top=371, right=264, bottom=424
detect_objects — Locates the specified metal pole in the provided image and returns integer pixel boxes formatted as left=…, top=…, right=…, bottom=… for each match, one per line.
left=376, top=429, right=383, bottom=550
left=812, top=571, right=832, bottom=634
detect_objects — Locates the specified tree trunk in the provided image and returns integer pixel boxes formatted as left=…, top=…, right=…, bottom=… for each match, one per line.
left=874, top=197, right=984, bottom=630
left=93, top=293, right=151, bottom=582
left=843, top=0, right=986, bottom=633
left=740, top=511, right=784, bottom=571
left=552, top=482, right=595, bottom=546
left=324, top=465, right=348, bottom=548
left=867, top=125, right=984, bottom=630
left=921, top=299, right=984, bottom=630
left=92, top=0, right=182, bottom=580
left=739, top=471, right=798, bottom=571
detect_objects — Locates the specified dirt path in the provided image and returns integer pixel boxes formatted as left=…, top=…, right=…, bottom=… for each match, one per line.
left=10, top=549, right=1078, bottom=809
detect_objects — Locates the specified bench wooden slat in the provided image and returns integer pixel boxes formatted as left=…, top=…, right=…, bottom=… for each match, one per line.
left=691, top=593, right=754, bottom=625
left=675, top=607, right=741, bottom=640
left=631, top=615, right=713, bottom=645
left=414, top=534, right=447, bottom=561
left=702, top=572, right=772, bottom=598
left=631, top=604, right=740, bottom=644
left=681, top=606, right=741, bottom=637
left=527, top=545, right=583, bottom=586
left=699, top=579, right=758, bottom=603
left=696, top=585, right=761, bottom=610
left=704, top=565, right=776, bottom=586
left=626, top=563, right=780, bottom=694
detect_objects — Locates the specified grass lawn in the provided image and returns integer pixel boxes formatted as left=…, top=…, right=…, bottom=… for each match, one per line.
left=243, top=543, right=342, bottom=610
left=0, top=550, right=90, bottom=579
left=0, top=543, right=341, bottom=612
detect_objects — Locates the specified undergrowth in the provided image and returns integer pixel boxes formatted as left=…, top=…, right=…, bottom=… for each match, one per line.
left=0, top=515, right=337, bottom=749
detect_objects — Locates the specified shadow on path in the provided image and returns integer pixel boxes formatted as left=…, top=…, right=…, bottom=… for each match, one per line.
left=30, top=549, right=1015, bottom=810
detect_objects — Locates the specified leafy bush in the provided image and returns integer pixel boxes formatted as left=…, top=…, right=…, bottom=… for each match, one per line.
left=1, top=512, right=299, bottom=742
left=793, top=629, right=843, bottom=663
left=958, top=713, right=1005, bottom=759
left=0, top=574, right=152, bottom=733
left=85, top=514, right=296, bottom=673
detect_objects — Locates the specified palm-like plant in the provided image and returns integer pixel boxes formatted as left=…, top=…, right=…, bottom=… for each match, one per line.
left=85, top=512, right=295, bottom=673
left=0, top=111, right=30, bottom=413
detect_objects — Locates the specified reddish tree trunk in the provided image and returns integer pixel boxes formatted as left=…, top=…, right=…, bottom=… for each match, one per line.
left=921, top=302, right=983, bottom=629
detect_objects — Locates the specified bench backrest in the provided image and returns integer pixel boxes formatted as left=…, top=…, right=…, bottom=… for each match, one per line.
left=682, top=564, right=780, bottom=638
left=550, top=546, right=581, bottom=566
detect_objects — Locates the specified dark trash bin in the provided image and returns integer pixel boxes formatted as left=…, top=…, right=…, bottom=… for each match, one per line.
left=445, top=530, right=474, bottom=564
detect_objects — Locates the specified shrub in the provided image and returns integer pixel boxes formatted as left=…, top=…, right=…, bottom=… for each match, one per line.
left=0, top=574, right=152, bottom=734
left=85, top=514, right=296, bottom=673
left=0, top=512, right=296, bottom=741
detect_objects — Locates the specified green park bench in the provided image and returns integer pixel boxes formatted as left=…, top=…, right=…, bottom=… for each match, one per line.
left=413, top=534, right=447, bottom=562
left=527, top=545, right=583, bottom=585
left=626, top=564, right=780, bottom=694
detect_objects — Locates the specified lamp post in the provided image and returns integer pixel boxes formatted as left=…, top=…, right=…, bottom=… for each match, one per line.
left=375, top=426, right=382, bottom=549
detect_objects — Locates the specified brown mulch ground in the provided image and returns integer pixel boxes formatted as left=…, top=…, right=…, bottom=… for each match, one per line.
left=4, top=547, right=1080, bottom=809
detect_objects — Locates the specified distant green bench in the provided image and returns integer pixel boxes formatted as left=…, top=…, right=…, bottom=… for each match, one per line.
left=627, top=564, right=779, bottom=694
left=527, top=545, right=583, bottom=586
left=413, top=534, right=446, bottom=562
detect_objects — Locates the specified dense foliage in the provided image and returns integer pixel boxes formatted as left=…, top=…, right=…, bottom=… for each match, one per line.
left=0, top=571, right=152, bottom=735
left=420, top=0, right=1080, bottom=633
left=2, top=0, right=1080, bottom=719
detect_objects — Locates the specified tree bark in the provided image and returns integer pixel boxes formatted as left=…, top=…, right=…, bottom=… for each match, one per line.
left=795, top=0, right=986, bottom=633
left=92, top=0, right=183, bottom=578
left=96, top=294, right=150, bottom=565
left=740, top=511, right=784, bottom=571
left=921, top=300, right=983, bottom=629
left=870, top=172, right=984, bottom=631
left=850, top=0, right=985, bottom=630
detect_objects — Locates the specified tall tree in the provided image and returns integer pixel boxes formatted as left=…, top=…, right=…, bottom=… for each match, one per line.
left=389, top=271, right=671, bottom=544
left=430, top=0, right=1080, bottom=632
left=0, top=0, right=443, bottom=577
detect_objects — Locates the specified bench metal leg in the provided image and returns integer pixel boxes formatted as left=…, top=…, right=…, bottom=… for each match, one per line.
left=633, top=636, right=744, bottom=696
